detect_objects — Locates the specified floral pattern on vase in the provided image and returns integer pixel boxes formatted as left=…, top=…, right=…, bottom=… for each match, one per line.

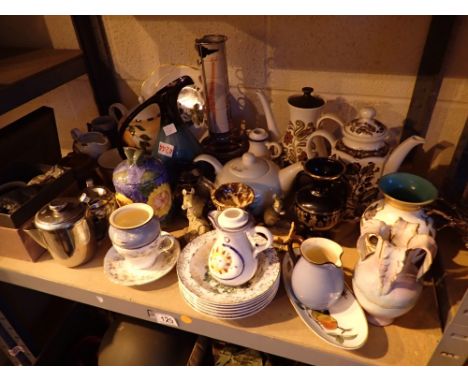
left=282, top=120, right=316, bottom=164
left=335, top=158, right=381, bottom=221
left=112, top=148, right=172, bottom=220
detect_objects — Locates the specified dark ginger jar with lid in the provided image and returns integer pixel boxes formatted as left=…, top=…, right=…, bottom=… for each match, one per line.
left=293, top=157, right=347, bottom=232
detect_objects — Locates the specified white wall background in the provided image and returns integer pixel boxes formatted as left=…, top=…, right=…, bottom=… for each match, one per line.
left=0, top=16, right=466, bottom=185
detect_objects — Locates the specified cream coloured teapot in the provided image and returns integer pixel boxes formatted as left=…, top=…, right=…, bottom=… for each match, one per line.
left=306, top=107, right=425, bottom=219
left=193, top=152, right=303, bottom=215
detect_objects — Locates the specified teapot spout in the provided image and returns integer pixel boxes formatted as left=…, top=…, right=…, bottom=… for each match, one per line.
left=383, top=135, right=425, bottom=176
left=256, top=90, right=281, bottom=142
left=278, top=161, right=304, bottom=196
left=23, top=228, right=48, bottom=249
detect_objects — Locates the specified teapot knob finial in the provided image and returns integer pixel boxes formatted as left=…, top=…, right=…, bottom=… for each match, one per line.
left=242, top=152, right=257, bottom=167
left=359, top=107, right=376, bottom=120
left=302, top=87, right=314, bottom=96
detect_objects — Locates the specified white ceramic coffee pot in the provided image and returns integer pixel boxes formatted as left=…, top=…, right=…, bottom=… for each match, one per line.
left=207, top=208, right=273, bottom=286
left=257, top=87, right=326, bottom=163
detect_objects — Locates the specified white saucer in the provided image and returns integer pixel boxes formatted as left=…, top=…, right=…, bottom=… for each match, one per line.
left=182, top=285, right=278, bottom=320
left=104, top=235, right=180, bottom=286
left=282, top=254, right=368, bottom=350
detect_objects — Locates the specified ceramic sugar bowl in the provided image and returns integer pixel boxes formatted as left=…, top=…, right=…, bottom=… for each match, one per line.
left=208, top=208, right=273, bottom=286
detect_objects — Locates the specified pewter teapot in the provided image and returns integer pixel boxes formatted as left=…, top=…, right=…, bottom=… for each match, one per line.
left=25, top=198, right=97, bottom=267
left=306, top=107, right=425, bottom=219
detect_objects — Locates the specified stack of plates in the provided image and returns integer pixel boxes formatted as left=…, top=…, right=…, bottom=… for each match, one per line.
left=177, top=231, right=280, bottom=320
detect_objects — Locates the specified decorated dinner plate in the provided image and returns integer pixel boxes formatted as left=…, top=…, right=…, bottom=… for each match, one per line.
left=179, top=277, right=280, bottom=314
left=104, top=235, right=180, bottom=286
left=282, top=254, right=368, bottom=350
left=177, top=231, right=280, bottom=306
left=181, top=284, right=278, bottom=320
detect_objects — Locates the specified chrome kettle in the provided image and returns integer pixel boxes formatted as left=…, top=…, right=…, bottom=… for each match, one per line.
left=25, top=198, right=97, bottom=267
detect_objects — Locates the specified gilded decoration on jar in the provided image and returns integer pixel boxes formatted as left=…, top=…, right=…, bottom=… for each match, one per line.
left=294, top=205, right=342, bottom=231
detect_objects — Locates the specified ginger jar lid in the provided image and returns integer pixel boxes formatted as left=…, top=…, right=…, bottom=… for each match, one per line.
left=343, top=107, right=387, bottom=142
left=288, top=87, right=325, bottom=109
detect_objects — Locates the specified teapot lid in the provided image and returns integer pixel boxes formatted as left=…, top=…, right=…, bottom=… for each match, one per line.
left=228, top=152, right=270, bottom=179
left=35, top=198, right=87, bottom=231
left=344, top=107, right=387, bottom=141
left=248, top=128, right=269, bottom=142
left=288, top=87, right=325, bottom=109
left=218, top=208, right=250, bottom=230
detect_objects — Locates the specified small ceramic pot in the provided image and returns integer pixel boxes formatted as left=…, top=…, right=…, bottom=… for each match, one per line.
left=293, top=157, right=347, bottom=232
left=211, top=182, right=255, bottom=211
left=289, top=236, right=344, bottom=310
left=108, top=203, right=160, bottom=249
left=87, top=116, right=119, bottom=148
left=71, top=129, right=111, bottom=160
left=247, top=128, right=282, bottom=160
left=113, top=233, right=176, bottom=269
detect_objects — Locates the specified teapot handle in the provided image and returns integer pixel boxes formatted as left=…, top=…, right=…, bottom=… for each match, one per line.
left=306, top=130, right=337, bottom=159
left=251, top=226, right=274, bottom=258
left=71, top=128, right=84, bottom=141
left=265, top=141, right=283, bottom=159
left=317, top=114, right=345, bottom=130
left=287, top=234, right=304, bottom=265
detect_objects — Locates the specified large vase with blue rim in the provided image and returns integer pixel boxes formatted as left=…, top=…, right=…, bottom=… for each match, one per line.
left=112, top=147, right=172, bottom=222
left=352, top=172, right=438, bottom=326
